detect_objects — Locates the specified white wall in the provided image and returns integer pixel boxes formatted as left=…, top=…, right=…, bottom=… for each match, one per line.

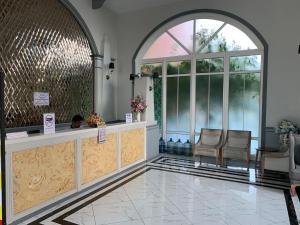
left=68, top=0, right=119, bottom=121
left=116, top=0, right=300, bottom=128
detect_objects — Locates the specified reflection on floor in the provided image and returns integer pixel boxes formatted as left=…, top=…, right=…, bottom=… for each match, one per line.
left=24, top=155, right=297, bottom=225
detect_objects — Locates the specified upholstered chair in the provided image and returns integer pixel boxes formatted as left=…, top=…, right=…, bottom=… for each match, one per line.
left=221, top=130, right=251, bottom=169
left=289, top=133, right=300, bottom=184
left=193, top=128, right=223, bottom=165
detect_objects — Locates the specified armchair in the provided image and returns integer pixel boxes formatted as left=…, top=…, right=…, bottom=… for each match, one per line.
left=193, top=128, right=223, bottom=165
left=221, top=130, right=251, bottom=169
left=289, top=133, right=300, bottom=184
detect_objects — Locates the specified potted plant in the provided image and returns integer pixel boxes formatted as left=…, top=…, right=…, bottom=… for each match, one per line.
left=275, top=119, right=297, bottom=146
left=130, top=95, right=147, bottom=122
left=86, top=112, right=105, bottom=128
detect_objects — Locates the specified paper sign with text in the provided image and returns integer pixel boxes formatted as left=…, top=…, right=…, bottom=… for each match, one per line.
left=43, top=113, right=55, bottom=134
left=34, top=92, right=49, bottom=106
left=125, top=113, right=133, bottom=123
left=98, top=127, right=106, bottom=144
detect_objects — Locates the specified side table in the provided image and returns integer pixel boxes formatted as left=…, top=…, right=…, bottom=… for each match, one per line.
left=255, top=146, right=289, bottom=175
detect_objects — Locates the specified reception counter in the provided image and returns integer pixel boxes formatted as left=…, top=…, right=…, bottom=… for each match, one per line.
left=5, top=122, right=147, bottom=223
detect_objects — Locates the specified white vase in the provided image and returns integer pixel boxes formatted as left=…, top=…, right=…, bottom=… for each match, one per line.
left=136, top=112, right=141, bottom=122
left=279, top=133, right=289, bottom=146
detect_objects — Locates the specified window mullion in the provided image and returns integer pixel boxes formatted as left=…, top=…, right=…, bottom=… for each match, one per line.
left=189, top=19, right=197, bottom=143
left=197, top=23, right=226, bottom=53
left=176, top=76, right=179, bottom=136
left=223, top=54, right=229, bottom=132
left=190, top=59, right=196, bottom=144
left=166, top=31, right=191, bottom=55
left=208, top=75, right=211, bottom=128
left=162, top=60, right=167, bottom=141
left=243, top=74, right=246, bottom=131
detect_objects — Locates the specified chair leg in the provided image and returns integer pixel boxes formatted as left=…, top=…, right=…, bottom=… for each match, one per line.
left=221, top=155, right=224, bottom=167
left=246, top=152, right=250, bottom=171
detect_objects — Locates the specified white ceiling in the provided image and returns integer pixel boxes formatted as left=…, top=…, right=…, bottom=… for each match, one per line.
left=103, top=0, right=186, bottom=14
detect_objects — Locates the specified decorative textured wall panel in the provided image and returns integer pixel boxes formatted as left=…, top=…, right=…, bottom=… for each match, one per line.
left=81, top=133, right=117, bottom=185
left=0, top=0, right=93, bottom=128
left=121, top=128, right=145, bottom=167
left=12, top=141, right=76, bottom=214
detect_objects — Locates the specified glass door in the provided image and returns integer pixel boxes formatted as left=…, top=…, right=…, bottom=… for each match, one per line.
left=195, top=57, right=224, bottom=142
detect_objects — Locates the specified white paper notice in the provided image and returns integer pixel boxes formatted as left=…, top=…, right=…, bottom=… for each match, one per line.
left=98, top=127, right=106, bottom=144
left=34, top=92, right=49, bottom=106
left=125, top=113, right=133, bottom=123
left=6, top=131, right=28, bottom=140
left=43, top=113, right=55, bottom=134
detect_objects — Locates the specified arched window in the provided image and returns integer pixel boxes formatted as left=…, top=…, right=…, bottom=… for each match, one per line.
left=136, top=15, right=264, bottom=154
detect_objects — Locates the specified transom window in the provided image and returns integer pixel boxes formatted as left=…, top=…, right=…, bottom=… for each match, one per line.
left=139, top=17, right=263, bottom=155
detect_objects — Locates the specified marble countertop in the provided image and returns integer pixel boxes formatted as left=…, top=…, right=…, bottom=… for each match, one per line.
left=5, top=121, right=147, bottom=146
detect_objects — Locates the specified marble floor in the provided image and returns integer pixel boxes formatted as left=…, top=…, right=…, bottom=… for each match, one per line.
left=24, top=156, right=296, bottom=225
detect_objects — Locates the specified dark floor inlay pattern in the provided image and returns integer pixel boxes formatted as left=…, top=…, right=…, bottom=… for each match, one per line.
left=27, top=155, right=295, bottom=225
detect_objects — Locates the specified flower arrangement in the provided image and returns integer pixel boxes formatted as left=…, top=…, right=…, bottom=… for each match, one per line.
left=130, top=95, right=147, bottom=113
left=275, top=120, right=297, bottom=134
left=86, top=112, right=105, bottom=127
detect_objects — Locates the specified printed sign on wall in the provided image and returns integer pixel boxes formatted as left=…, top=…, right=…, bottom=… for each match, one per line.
left=43, top=113, right=55, bottom=134
left=33, top=92, right=49, bottom=106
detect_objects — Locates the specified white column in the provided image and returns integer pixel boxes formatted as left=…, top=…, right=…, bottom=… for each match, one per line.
left=93, top=55, right=103, bottom=115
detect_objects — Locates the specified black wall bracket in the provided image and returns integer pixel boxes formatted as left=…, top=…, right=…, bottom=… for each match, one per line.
left=92, top=0, right=106, bottom=9
left=129, top=72, right=159, bottom=99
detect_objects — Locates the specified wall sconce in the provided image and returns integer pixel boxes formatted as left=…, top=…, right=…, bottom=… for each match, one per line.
left=105, top=62, right=114, bottom=80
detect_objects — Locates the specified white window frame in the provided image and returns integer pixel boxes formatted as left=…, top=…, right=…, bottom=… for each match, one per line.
left=136, top=14, right=264, bottom=154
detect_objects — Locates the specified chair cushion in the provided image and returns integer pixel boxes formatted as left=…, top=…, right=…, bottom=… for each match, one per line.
left=197, top=144, right=219, bottom=151
left=201, top=134, right=220, bottom=145
left=223, top=145, right=247, bottom=152
left=227, top=136, right=248, bottom=148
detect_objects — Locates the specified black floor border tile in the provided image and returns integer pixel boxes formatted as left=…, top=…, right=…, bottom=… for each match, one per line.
left=27, top=165, right=149, bottom=225
left=150, top=163, right=290, bottom=189
left=28, top=156, right=295, bottom=225
left=152, top=160, right=290, bottom=183
left=150, top=166, right=289, bottom=190
left=52, top=167, right=295, bottom=225
left=159, top=155, right=290, bottom=177
left=285, top=189, right=299, bottom=225
left=53, top=168, right=151, bottom=225
left=156, top=159, right=250, bottom=176
left=156, top=156, right=290, bottom=181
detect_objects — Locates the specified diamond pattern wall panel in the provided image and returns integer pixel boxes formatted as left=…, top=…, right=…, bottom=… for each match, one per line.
left=0, top=0, right=93, bottom=128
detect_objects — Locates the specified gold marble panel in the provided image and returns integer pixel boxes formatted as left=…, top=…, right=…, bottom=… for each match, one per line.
left=81, top=133, right=117, bottom=185
left=12, top=141, right=76, bottom=214
left=121, top=128, right=145, bottom=167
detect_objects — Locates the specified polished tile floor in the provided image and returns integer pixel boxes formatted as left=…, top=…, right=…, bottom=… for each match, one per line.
left=64, top=170, right=290, bottom=225
left=25, top=156, right=297, bottom=225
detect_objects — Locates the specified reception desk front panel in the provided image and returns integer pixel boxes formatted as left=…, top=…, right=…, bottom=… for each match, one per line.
left=12, top=141, right=76, bottom=214
left=121, top=128, right=145, bottom=167
left=5, top=122, right=147, bottom=223
left=81, top=133, right=117, bottom=185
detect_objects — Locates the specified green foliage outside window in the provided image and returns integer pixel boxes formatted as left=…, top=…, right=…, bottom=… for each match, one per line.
left=141, top=63, right=163, bottom=129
